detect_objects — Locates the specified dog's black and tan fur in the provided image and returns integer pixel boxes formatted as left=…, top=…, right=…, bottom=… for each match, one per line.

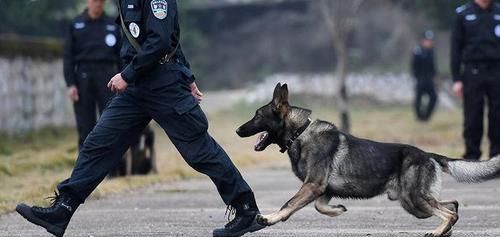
left=236, top=83, right=500, bottom=237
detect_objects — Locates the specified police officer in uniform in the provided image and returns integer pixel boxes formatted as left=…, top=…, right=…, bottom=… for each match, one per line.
left=451, top=0, right=500, bottom=160
left=411, top=30, right=438, bottom=122
left=16, top=1, right=265, bottom=237
left=64, top=0, right=121, bottom=149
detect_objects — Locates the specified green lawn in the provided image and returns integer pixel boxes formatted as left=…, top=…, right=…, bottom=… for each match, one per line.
left=0, top=97, right=467, bottom=214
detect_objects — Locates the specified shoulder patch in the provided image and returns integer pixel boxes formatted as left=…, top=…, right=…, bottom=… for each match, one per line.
left=106, top=24, right=117, bottom=31
left=465, top=14, right=477, bottom=21
left=151, top=0, right=168, bottom=20
left=74, top=22, right=85, bottom=29
left=456, top=3, right=470, bottom=14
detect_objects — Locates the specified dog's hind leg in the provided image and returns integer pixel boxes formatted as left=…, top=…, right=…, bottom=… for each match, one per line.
left=400, top=161, right=458, bottom=237
left=314, top=193, right=347, bottom=217
left=439, top=200, right=459, bottom=214
left=425, top=202, right=459, bottom=237
left=257, top=182, right=323, bottom=226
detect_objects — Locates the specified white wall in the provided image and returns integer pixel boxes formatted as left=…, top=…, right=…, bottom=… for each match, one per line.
left=0, top=57, right=74, bottom=134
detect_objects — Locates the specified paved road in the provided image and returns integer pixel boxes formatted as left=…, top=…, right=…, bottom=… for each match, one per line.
left=1, top=167, right=500, bottom=237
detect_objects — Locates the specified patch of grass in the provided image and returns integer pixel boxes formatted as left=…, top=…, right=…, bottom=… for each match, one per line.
left=0, top=97, right=467, bottom=215
left=0, top=127, right=76, bottom=154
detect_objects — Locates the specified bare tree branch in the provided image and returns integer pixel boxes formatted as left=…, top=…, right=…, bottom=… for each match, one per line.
left=317, top=0, right=365, bottom=132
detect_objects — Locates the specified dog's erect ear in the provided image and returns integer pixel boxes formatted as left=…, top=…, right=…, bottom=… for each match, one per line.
left=280, top=84, right=289, bottom=104
left=272, top=83, right=289, bottom=116
left=272, top=83, right=282, bottom=101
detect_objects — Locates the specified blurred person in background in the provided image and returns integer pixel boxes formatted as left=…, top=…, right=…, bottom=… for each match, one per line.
left=16, top=0, right=264, bottom=237
left=451, top=0, right=500, bottom=160
left=411, top=30, right=438, bottom=122
left=64, top=0, right=121, bottom=150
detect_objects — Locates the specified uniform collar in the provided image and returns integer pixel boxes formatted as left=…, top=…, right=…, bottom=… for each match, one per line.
left=82, top=9, right=107, bottom=22
left=472, top=1, right=494, bottom=12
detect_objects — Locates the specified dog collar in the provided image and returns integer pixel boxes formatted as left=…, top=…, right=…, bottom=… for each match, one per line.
left=280, top=118, right=312, bottom=153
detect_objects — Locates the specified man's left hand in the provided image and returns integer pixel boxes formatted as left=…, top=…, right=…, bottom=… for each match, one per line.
left=190, top=82, right=203, bottom=102
left=107, top=73, right=128, bottom=93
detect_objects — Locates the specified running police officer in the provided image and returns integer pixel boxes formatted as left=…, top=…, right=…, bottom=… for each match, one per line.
left=411, top=30, right=438, bottom=122
left=64, top=0, right=121, bottom=149
left=451, top=0, right=500, bottom=160
left=16, top=1, right=265, bottom=237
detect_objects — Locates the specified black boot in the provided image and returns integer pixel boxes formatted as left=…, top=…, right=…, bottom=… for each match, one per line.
left=213, top=192, right=265, bottom=237
left=16, top=192, right=80, bottom=237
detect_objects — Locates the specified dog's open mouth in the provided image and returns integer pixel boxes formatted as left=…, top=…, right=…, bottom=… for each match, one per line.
left=255, top=132, right=270, bottom=151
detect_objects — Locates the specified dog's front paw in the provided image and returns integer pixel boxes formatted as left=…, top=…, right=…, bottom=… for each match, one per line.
left=256, top=214, right=270, bottom=226
left=256, top=214, right=280, bottom=226
left=335, top=205, right=347, bottom=212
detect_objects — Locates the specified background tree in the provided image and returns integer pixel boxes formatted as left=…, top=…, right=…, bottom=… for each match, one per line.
left=319, top=0, right=365, bottom=132
left=0, top=0, right=82, bottom=37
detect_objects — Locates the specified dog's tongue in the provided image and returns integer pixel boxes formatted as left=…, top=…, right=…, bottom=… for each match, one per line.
left=255, top=132, right=269, bottom=150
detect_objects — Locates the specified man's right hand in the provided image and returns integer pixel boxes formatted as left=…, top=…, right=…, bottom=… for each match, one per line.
left=68, top=85, right=79, bottom=102
left=452, top=81, right=463, bottom=98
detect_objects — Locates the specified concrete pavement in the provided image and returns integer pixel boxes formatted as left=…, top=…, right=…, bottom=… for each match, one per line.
left=1, top=167, right=500, bottom=237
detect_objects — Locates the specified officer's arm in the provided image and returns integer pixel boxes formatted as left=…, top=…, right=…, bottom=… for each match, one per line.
left=451, top=14, right=464, bottom=82
left=121, top=0, right=177, bottom=83
left=63, top=23, right=76, bottom=87
left=177, top=44, right=191, bottom=69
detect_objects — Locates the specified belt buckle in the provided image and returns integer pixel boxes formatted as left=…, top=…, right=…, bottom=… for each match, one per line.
left=159, top=56, right=169, bottom=65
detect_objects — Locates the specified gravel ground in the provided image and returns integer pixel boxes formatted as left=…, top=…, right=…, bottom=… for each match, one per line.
left=1, top=167, right=500, bottom=237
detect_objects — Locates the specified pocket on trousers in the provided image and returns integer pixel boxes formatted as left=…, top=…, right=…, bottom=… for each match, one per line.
left=172, top=96, right=208, bottom=141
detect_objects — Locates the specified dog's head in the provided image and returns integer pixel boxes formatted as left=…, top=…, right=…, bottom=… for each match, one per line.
left=236, top=83, right=289, bottom=151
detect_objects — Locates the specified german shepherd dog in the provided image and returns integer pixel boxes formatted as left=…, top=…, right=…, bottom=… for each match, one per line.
left=236, top=83, right=500, bottom=237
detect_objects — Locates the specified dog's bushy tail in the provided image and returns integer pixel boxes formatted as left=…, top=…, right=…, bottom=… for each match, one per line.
left=431, top=154, right=500, bottom=183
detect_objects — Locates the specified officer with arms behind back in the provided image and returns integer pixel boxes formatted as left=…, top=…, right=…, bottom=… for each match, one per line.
left=451, top=0, right=500, bottom=160
left=411, top=30, right=438, bottom=122
left=16, top=0, right=265, bottom=237
left=64, top=0, right=121, bottom=150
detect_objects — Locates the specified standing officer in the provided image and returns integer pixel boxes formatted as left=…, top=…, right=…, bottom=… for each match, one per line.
left=16, top=1, right=265, bottom=237
left=451, top=0, right=500, bottom=160
left=411, top=30, right=438, bottom=122
left=64, top=0, right=121, bottom=149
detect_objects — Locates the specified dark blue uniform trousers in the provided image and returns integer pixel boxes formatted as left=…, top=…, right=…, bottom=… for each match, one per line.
left=73, top=63, right=116, bottom=150
left=57, top=68, right=252, bottom=205
left=462, top=63, right=500, bottom=159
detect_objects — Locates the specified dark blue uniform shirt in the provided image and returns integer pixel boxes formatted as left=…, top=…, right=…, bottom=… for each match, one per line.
left=451, top=2, right=500, bottom=82
left=63, top=10, right=122, bottom=87
left=118, top=0, right=193, bottom=84
left=411, top=46, right=436, bottom=82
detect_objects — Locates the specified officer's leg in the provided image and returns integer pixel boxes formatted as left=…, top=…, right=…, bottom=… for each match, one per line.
left=147, top=70, right=263, bottom=235
left=154, top=104, right=264, bottom=235
left=463, top=77, right=485, bottom=160
left=415, top=84, right=424, bottom=120
left=58, top=92, right=151, bottom=202
left=73, top=74, right=97, bottom=150
left=153, top=103, right=252, bottom=206
left=486, top=78, right=500, bottom=158
left=425, top=85, right=438, bottom=120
